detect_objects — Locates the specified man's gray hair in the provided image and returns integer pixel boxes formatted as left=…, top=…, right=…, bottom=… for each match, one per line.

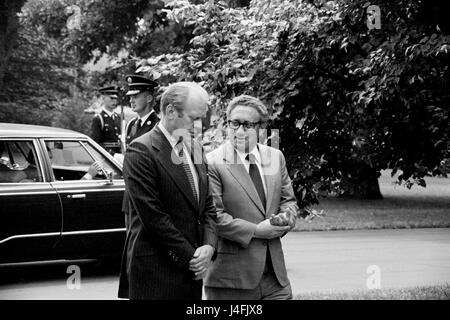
left=226, top=95, right=269, bottom=122
left=160, top=82, right=209, bottom=115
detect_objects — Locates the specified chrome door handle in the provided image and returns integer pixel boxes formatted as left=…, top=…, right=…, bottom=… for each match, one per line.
left=67, top=194, right=86, bottom=199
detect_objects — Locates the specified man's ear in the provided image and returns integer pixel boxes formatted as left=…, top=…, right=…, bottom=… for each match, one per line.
left=146, top=93, right=154, bottom=106
left=166, top=104, right=175, bottom=119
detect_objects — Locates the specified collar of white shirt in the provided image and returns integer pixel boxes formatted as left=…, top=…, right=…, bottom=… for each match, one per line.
left=138, top=110, right=155, bottom=126
left=235, top=145, right=261, bottom=166
left=102, top=107, right=114, bottom=117
left=158, top=122, right=179, bottom=149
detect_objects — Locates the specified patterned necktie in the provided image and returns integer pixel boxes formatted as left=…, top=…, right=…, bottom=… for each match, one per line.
left=246, top=153, right=266, bottom=208
left=176, top=138, right=198, bottom=204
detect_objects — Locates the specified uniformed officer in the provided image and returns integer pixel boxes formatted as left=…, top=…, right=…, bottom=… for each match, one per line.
left=122, top=75, right=159, bottom=222
left=90, top=86, right=122, bottom=155
left=124, top=74, right=160, bottom=150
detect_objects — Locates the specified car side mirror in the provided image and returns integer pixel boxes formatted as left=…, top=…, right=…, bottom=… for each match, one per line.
left=107, top=170, right=114, bottom=184
left=102, top=169, right=114, bottom=185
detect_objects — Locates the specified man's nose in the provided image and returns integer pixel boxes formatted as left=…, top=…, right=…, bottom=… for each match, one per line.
left=236, top=125, right=247, bottom=136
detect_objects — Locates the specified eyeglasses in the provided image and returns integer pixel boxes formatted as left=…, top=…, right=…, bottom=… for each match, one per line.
left=227, top=120, right=261, bottom=130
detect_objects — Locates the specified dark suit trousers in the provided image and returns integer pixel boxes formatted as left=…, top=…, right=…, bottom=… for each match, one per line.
left=129, top=255, right=203, bottom=300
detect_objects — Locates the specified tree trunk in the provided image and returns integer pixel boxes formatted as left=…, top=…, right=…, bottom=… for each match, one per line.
left=0, top=1, right=25, bottom=92
left=340, top=164, right=383, bottom=199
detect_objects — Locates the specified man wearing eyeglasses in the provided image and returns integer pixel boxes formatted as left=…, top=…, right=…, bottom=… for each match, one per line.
left=204, top=95, right=298, bottom=300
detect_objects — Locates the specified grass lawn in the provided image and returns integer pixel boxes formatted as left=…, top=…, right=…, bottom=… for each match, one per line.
left=295, top=284, right=450, bottom=300
left=294, top=170, right=450, bottom=231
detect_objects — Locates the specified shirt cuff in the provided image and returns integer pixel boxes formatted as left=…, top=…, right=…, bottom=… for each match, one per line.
left=82, top=173, right=93, bottom=180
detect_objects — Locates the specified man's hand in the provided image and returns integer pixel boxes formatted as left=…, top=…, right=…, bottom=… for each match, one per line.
left=270, top=206, right=298, bottom=229
left=87, top=161, right=104, bottom=177
left=189, top=244, right=215, bottom=279
left=284, top=206, right=298, bottom=229
left=192, top=268, right=208, bottom=281
left=254, top=219, right=291, bottom=239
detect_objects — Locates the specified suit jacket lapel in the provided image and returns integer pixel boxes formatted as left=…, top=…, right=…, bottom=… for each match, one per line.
left=150, top=111, right=160, bottom=124
left=136, top=121, right=150, bottom=136
left=144, top=112, right=159, bottom=132
left=136, top=112, right=160, bottom=136
left=151, top=126, right=198, bottom=211
left=222, top=141, right=265, bottom=217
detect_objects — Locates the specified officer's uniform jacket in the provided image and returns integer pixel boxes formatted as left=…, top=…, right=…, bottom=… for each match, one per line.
left=90, top=109, right=121, bottom=154
left=124, top=111, right=160, bottom=149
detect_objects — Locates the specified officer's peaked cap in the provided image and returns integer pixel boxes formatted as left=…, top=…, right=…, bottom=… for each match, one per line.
left=125, top=74, right=158, bottom=96
left=99, top=86, right=119, bottom=98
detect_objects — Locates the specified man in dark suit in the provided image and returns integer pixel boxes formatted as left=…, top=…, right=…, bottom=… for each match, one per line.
left=118, top=82, right=217, bottom=300
left=90, top=86, right=121, bottom=155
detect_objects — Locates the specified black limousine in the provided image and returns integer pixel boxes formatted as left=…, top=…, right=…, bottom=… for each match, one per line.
left=0, top=123, right=126, bottom=264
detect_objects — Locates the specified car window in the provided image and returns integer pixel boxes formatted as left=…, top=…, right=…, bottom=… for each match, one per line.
left=0, top=140, right=43, bottom=183
left=45, top=140, right=121, bottom=181
left=83, top=142, right=122, bottom=179
left=45, top=140, right=97, bottom=181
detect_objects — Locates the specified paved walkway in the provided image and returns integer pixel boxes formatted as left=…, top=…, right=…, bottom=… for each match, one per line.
left=283, top=228, right=450, bottom=294
left=0, top=228, right=449, bottom=299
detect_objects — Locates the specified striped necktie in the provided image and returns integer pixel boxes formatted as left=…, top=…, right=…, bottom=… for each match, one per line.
left=175, top=138, right=198, bottom=204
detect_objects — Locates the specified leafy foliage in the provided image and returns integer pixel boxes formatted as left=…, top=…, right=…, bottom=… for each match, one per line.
left=21, top=0, right=183, bottom=63
left=51, top=89, right=93, bottom=134
left=2, top=0, right=448, bottom=214
left=0, top=0, right=27, bottom=91
left=132, top=0, right=449, bottom=211
left=0, top=10, right=89, bottom=126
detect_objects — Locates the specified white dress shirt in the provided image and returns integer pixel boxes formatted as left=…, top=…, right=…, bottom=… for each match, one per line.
left=102, top=107, right=115, bottom=118
left=235, top=145, right=267, bottom=196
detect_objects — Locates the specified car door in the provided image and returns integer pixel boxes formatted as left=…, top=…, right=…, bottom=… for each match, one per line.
left=41, top=139, right=126, bottom=260
left=0, top=138, right=62, bottom=263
